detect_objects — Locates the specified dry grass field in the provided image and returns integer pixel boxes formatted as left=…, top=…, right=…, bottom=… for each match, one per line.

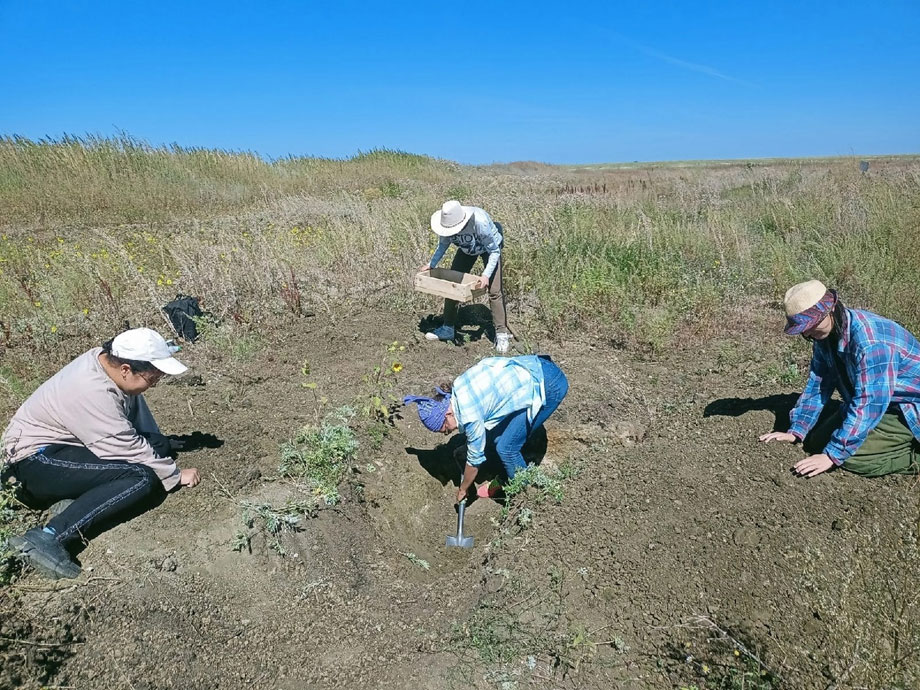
left=2, top=136, right=920, bottom=689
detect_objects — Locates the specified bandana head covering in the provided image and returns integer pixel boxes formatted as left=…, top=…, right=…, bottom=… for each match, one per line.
left=403, top=387, right=452, bottom=432
left=783, top=280, right=838, bottom=335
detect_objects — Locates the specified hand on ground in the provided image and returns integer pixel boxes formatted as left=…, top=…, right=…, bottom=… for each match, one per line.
left=180, top=468, right=201, bottom=488
left=793, top=454, right=834, bottom=478
left=759, top=431, right=797, bottom=443
left=417, top=263, right=431, bottom=273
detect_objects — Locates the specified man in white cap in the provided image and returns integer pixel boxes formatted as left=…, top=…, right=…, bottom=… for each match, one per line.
left=418, top=200, right=512, bottom=353
left=1, top=328, right=201, bottom=579
left=760, top=280, right=920, bottom=478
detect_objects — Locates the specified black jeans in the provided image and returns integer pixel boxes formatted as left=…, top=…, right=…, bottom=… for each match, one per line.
left=10, top=444, right=165, bottom=548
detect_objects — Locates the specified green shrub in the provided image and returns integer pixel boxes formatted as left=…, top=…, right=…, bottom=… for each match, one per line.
left=278, top=408, right=359, bottom=505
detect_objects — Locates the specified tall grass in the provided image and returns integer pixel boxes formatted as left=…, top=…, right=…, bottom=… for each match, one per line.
left=0, top=135, right=918, bottom=391
left=0, top=134, right=454, bottom=225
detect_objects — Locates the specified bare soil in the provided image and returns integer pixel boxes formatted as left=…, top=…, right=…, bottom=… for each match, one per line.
left=2, top=306, right=918, bottom=689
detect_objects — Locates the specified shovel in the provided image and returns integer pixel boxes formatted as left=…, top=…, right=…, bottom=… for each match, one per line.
left=446, top=498, right=474, bottom=548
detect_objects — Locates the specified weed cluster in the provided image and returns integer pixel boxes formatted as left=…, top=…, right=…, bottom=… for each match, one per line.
left=798, top=507, right=920, bottom=688
left=278, top=408, right=359, bottom=506
left=451, top=567, right=629, bottom=683
left=0, top=480, right=22, bottom=585
left=503, top=465, right=565, bottom=503
left=234, top=499, right=314, bottom=556
left=357, top=341, right=406, bottom=449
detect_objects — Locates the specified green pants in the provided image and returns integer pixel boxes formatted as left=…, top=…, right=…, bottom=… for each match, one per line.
left=804, top=411, right=920, bottom=477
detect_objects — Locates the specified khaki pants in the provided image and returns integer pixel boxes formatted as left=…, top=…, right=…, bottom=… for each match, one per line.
left=804, top=410, right=920, bottom=477
left=442, top=250, right=508, bottom=335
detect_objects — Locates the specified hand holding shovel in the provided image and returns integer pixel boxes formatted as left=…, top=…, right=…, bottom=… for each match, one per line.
left=446, top=498, right=474, bottom=549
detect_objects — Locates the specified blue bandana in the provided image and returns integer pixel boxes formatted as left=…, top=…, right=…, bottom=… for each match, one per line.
left=403, top=387, right=452, bottom=432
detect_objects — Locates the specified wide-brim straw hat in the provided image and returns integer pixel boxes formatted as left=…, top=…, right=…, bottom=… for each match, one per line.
left=783, top=280, right=837, bottom=335
left=430, top=200, right=473, bottom=237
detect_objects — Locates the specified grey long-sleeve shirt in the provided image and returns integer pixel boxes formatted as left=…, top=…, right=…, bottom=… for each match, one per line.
left=1, top=348, right=181, bottom=490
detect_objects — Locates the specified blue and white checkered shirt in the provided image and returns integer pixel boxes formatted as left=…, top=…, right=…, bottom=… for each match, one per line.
left=451, top=356, right=546, bottom=467
left=429, top=206, right=503, bottom=279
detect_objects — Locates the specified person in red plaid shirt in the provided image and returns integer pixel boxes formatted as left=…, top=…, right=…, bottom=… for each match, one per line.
left=760, top=280, right=920, bottom=478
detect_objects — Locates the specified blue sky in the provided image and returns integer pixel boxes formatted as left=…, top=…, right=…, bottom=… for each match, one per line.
left=1, top=1, right=918, bottom=164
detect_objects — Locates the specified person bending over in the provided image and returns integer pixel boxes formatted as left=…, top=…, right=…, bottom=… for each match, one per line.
left=418, top=200, right=512, bottom=353
left=404, top=354, right=568, bottom=501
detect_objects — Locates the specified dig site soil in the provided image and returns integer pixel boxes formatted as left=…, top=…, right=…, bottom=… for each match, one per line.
left=2, top=307, right=919, bottom=690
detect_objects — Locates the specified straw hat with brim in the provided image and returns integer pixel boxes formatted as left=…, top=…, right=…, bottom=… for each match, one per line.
left=783, top=280, right=838, bottom=335
left=430, top=200, right=473, bottom=237
left=112, top=327, right=188, bottom=375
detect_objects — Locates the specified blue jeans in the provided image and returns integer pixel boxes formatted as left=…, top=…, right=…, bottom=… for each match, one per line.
left=488, top=356, right=569, bottom=479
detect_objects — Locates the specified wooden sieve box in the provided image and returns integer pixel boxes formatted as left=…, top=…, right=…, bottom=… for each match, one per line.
left=414, top=268, right=486, bottom=302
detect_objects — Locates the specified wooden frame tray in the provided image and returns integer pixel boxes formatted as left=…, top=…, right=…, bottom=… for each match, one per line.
left=414, top=268, right=487, bottom=302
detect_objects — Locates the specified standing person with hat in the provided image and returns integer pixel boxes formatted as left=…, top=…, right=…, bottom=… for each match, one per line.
left=1, top=328, right=201, bottom=579
left=404, top=354, right=568, bottom=501
left=418, top=200, right=512, bottom=353
left=759, top=280, right=920, bottom=477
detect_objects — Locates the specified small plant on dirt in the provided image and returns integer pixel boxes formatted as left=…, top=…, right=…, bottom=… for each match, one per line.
left=236, top=499, right=313, bottom=556
left=299, top=360, right=328, bottom=421
left=516, top=507, right=533, bottom=529
left=667, top=616, right=778, bottom=690
left=400, top=552, right=431, bottom=571
left=559, top=623, right=627, bottom=673
left=503, top=466, right=564, bottom=503
left=0, top=475, right=31, bottom=586
left=278, top=407, right=358, bottom=505
left=192, top=315, right=261, bottom=361
left=765, top=361, right=801, bottom=387
left=357, top=341, right=405, bottom=445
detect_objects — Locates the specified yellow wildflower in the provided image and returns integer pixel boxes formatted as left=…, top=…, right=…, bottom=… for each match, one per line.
left=391, top=362, right=403, bottom=373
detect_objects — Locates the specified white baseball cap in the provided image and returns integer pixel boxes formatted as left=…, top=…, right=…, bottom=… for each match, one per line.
left=111, top=328, right=188, bottom=376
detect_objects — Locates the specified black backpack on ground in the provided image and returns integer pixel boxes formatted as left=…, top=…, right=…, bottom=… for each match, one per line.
left=163, top=294, right=202, bottom=342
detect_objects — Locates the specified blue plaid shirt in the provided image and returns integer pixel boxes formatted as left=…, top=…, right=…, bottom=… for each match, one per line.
left=789, top=308, right=920, bottom=464
left=429, top=206, right=503, bottom=279
left=451, top=356, right=546, bottom=466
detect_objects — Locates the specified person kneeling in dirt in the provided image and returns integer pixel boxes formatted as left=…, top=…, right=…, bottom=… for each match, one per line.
left=404, top=355, right=568, bottom=501
left=760, top=280, right=920, bottom=478
left=417, top=200, right=512, bottom=353
left=0, top=328, right=201, bottom=579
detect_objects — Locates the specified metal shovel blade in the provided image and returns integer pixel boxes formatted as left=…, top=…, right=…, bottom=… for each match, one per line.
left=446, top=499, right=474, bottom=548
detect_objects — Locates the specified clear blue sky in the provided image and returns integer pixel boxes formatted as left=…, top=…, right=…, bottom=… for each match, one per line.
left=1, top=1, right=918, bottom=164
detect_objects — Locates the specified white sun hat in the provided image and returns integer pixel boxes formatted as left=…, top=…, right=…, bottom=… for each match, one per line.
left=430, top=200, right=473, bottom=237
left=111, top=328, right=188, bottom=375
